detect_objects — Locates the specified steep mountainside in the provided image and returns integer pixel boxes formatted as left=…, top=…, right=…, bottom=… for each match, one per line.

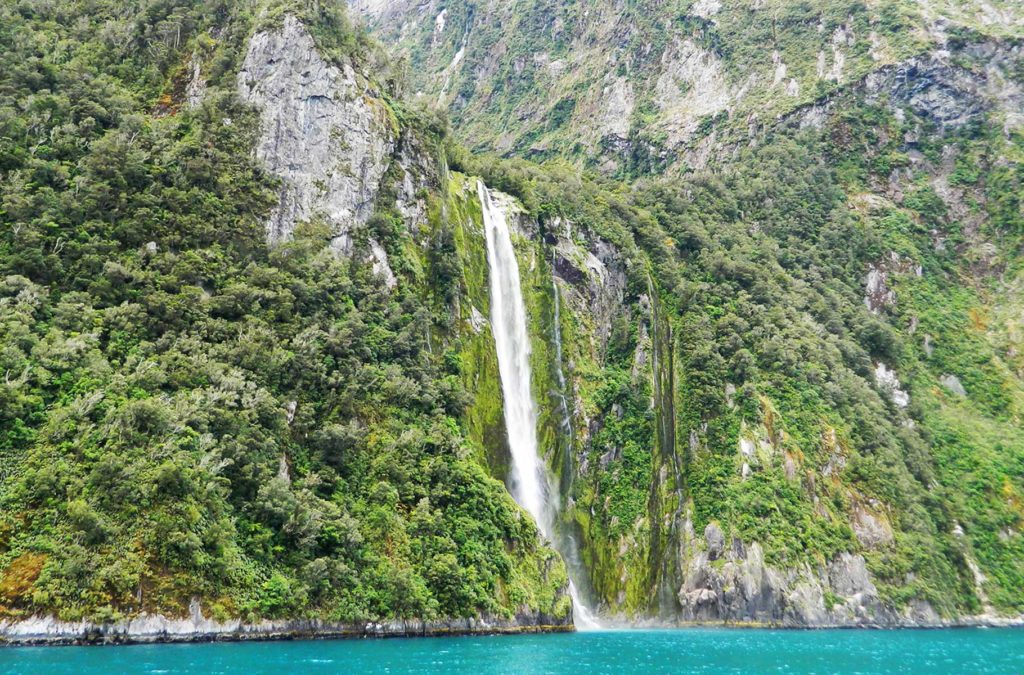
left=1, top=0, right=1023, bottom=641
left=357, top=0, right=1024, bottom=626
left=356, top=0, right=1023, bottom=175
left=0, top=1, right=570, bottom=639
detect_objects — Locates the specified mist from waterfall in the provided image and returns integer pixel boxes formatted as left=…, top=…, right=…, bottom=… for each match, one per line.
left=477, top=181, right=600, bottom=630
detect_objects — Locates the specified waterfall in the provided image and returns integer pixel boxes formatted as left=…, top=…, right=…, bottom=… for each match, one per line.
left=478, top=181, right=600, bottom=630
left=479, top=181, right=548, bottom=529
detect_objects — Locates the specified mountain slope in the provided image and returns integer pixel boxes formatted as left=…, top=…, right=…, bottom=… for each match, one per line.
left=0, top=1, right=569, bottom=634
left=358, top=0, right=1024, bottom=625
left=356, top=0, right=1023, bottom=175
left=1, top=0, right=1023, bottom=638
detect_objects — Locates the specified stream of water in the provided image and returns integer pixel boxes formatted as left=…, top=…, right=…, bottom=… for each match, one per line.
left=478, top=181, right=599, bottom=629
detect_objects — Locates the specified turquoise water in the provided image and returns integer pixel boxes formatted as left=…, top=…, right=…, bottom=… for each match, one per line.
left=2, top=628, right=1023, bottom=674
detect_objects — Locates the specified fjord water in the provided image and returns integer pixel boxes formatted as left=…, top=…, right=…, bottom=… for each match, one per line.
left=4, top=629, right=1024, bottom=674
left=477, top=182, right=598, bottom=628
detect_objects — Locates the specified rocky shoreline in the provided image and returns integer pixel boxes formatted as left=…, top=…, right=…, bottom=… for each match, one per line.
left=0, top=599, right=572, bottom=647
left=4, top=610, right=1022, bottom=647
left=620, top=614, right=1024, bottom=631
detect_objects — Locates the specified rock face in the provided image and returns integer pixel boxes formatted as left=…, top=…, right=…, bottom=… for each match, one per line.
left=676, top=528, right=886, bottom=626
left=550, top=226, right=627, bottom=355
left=940, top=373, right=968, bottom=396
left=653, top=38, right=738, bottom=145
left=874, top=362, right=910, bottom=409
left=238, top=15, right=395, bottom=249
left=863, top=43, right=1024, bottom=132
left=863, top=252, right=921, bottom=315
left=593, top=77, right=634, bottom=141
left=657, top=509, right=1024, bottom=628
left=668, top=521, right=1017, bottom=628
left=850, top=500, right=896, bottom=548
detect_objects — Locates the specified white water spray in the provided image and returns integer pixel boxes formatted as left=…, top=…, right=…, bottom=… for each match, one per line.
left=478, top=181, right=600, bottom=630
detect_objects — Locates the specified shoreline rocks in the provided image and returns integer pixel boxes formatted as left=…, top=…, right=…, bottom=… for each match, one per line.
left=0, top=600, right=572, bottom=647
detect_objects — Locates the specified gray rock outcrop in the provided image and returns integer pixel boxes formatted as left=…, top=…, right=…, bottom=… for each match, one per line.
left=674, top=519, right=896, bottom=627
left=660, top=516, right=1024, bottom=628
left=547, top=219, right=627, bottom=355
left=238, top=15, right=395, bottom=251
left=940, top=373, right=967, bottom=396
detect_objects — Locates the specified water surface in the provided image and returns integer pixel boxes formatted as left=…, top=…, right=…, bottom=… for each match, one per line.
left=2, top=628, right=1022, bottom=674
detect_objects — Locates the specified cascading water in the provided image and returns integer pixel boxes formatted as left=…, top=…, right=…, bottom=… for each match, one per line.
left=551, top=256, right=573, bottom=446
left=478, top=181, right=600, bottom=630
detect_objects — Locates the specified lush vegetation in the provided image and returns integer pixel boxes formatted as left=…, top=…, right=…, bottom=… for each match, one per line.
left=449, top=42, right=1024, bottom=615
left=0, top=0, right=567, bottom=624
left=1, top=0, right=1022, bottom=629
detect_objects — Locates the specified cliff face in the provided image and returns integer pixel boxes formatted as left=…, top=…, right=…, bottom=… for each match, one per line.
left=441, top=35, right=1024, bottom=627
left=672, top=523, right=1021, bottom=628
left=238, top=15, right=399, bottom=279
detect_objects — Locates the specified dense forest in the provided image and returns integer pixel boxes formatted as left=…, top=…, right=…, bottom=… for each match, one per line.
left=0, top=1, right=567, bottom=626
